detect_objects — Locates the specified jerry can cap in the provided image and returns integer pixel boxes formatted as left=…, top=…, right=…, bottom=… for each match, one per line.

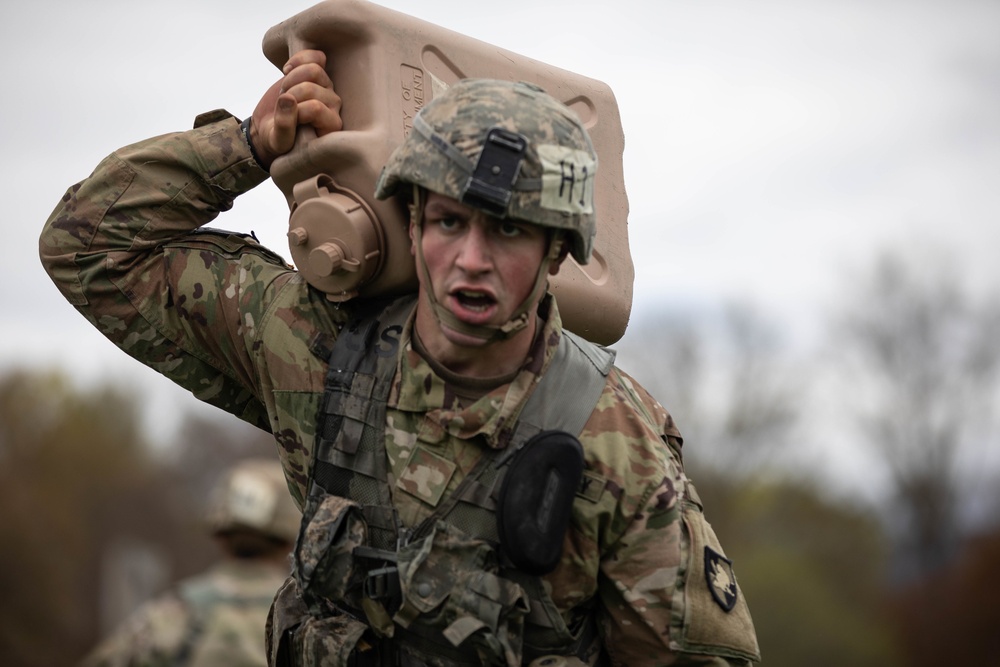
left=288, top=175, right=385, bottom=302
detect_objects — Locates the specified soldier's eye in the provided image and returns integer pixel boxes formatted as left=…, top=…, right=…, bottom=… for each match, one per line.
left=498, top=221, right=522, bottom=238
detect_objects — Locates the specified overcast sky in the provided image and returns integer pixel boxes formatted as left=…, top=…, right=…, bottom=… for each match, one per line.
left=2, top=0, right=998, bottom=488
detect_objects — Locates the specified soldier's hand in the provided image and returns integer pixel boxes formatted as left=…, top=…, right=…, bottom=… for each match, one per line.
left=248, top=49, right=343, bottom=170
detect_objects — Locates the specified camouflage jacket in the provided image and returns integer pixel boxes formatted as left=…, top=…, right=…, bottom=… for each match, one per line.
left=41, top=114, right=759, bottom=666
left=79, top=560, right=289, bottom=667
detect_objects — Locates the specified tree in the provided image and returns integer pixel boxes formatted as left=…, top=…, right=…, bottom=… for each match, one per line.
left=890, top=528, right=1000, bottom=666
left=830, top=248, right=1000, bottom=578
left=0, top=369, right=158, bottom=666
left=726, top=478, right=900, bottom=667
left=616, top=301, right=801, bottom=478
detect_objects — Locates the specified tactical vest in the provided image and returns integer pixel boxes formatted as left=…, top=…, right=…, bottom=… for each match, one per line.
left=269, top=295, right=615, bottom=667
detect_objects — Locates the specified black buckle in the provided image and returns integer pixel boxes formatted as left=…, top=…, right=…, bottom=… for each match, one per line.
left=364, top=566, right=402, bottom=608
left=462, top=127, right=528, bottom=217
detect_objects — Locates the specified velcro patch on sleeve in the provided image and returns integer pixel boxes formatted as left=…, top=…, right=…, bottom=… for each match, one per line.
left=576, top=470, right=606, bottom=503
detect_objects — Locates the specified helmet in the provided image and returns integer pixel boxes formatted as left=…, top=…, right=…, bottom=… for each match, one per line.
left=374, top=78, right=598, bottom=265
left=205, top=459, right=300, bottom=543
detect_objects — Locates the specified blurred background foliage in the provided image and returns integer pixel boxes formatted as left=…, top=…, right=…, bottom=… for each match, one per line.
left=2, top=247, right=999, bottom=666
left=0, top=372, right=275, bottom=667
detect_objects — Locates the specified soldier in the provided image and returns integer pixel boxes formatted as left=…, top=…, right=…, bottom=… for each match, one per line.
left=41, top=48, right=760, bottom=666
left=79, top=459, right=300, bottom=667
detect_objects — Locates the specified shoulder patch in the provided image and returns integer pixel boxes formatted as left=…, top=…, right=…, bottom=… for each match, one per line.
left=704, top=546, right=738, bottom=612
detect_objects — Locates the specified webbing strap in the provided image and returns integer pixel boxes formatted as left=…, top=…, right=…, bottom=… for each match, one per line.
left=513, top=329, right=615, bottom=442
left=309, top=296, right=414, bottom=550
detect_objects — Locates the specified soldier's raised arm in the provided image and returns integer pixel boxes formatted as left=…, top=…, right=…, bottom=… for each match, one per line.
left=37, top=50, right=346, bottom=458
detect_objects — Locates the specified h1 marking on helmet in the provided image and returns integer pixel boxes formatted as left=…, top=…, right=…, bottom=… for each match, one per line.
left=539, top=144, right=596, bottom=215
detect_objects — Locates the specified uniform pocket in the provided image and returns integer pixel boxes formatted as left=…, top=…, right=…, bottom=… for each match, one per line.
left=671, top=499, right=761, bottom=663
left=296, top=493, right=368, bottom=605
left=394, top=521, right=530, bottom=666
left=294, top=613, right=370, bottom=667
left=269, top=572, right=372, bottom=667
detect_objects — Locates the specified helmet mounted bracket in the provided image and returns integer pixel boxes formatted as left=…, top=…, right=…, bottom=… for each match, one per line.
left=461, top=127, right=528, bottom=217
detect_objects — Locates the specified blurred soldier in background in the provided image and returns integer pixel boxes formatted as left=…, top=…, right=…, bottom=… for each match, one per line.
left=79, top=459, right=300, bottom=667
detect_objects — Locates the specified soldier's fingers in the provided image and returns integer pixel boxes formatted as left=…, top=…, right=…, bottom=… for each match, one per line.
left=280, top=62, right=333, bottom=96
left=282, top=82, right=342, bottom=130
left=295, top=98, right=344, bottom=136
left=282, top=49, right=327, bottom=75
left=268, top=93, right=300, bottom=154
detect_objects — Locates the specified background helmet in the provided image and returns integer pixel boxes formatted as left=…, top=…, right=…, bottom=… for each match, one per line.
left=205, top=459, right=300, bottom=543
left=375, top=78, right=598, bottom=265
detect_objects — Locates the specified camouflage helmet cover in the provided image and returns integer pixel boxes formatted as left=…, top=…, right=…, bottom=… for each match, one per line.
left=206, top=459, right=300, bottom=543
left=374, top=78, right=598, bottom=264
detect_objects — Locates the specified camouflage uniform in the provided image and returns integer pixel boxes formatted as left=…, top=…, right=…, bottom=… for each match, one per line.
left=79, top=559, right=289, bottom=667
left=41, top=106, right=759, bottom=664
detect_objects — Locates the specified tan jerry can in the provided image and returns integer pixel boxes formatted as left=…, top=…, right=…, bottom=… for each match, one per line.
left=262, top=0, right=633, bottom=344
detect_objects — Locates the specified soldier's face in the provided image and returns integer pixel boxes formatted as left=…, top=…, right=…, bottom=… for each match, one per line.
left=413, top=192, right=548, bottom=348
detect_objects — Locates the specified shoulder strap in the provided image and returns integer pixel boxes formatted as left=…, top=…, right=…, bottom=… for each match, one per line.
left=309, top=295, right=415, bottom=551
left=513, top=329, right=615, bottom=441
left=171, top=581, right=209, bottom=667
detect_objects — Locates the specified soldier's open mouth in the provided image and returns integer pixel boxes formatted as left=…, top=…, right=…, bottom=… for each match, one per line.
left=454, top=290, right=495, bottom=313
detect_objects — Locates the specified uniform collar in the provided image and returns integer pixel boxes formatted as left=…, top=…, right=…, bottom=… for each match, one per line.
left=391, top=294, right=563, bottom=449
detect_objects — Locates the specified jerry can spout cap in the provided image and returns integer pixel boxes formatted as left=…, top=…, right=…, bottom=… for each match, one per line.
left=288, top=174, right=385, bottom=302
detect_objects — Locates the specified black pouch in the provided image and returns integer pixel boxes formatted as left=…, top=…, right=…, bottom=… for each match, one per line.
left=497, top=431, right=585, bottom=575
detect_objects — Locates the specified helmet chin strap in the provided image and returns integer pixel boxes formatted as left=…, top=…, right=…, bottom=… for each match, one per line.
left=410, top=185, right=561, bottom=344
